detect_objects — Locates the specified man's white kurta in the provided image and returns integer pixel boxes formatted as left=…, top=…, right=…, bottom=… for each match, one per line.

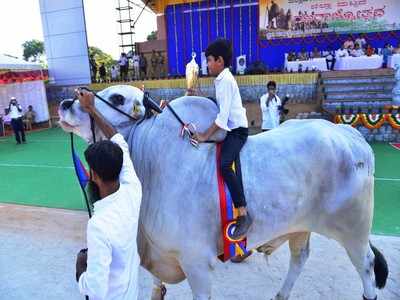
left=78, top=133, right=142, bottom=300
left=260, top=94, right=281, bottom=130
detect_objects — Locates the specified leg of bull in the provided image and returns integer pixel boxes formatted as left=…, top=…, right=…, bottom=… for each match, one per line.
left=274, top=232, right=311, bottom=300
left=151, top=276, right=167, bottom=300
left=341, top=238, right=377, bottom=300
left=180, top=258, right=212, bottom=300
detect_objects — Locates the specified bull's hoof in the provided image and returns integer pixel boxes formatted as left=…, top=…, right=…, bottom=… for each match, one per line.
left=363, top=295, right=377, bottom=300
left=230, top=250, right=253, bottom=263
left=273, top=293, right=288, bottom=300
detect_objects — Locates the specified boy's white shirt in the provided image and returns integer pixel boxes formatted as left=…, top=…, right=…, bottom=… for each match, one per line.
left=260, top=94, right=281, bottom=130
left=214, top=68, right=248, bottom=131
left=78, top=133, right=142, bottom=300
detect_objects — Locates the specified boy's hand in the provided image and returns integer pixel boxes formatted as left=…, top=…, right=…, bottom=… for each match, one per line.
left=76, top=89, right=95, bottom=113
left=193, top=132, right=208, bottom=143
left=159, top=99, right=169, bottom=110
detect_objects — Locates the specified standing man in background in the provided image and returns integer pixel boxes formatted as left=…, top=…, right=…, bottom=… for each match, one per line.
left=150, top=50, right=158, bottom=79
left=157, top=51, right=166, bottom=79
left=132, top=52, right=140, bottom=80
left=119, top=53, right=129, bottom=81
left=6, top=97, right=26, bottom=144
left=139, top=53, right=148, bottom=80
left=260, top=81, right=282, bottom=131
left=99, top=63, right=107, bottom=83
left=89, top=55, right=97, bottom=83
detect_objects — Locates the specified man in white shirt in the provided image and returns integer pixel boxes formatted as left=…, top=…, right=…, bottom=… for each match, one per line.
left=336, top=45, right=349, bottom=59
left=75, top=89, right=142, bottom=300
left=110, top=66, right=118, bottom=82
left=6, top=97, right=26, bottom=144
left=193, top=38, right=252, bottom=239
left=355, top=37, right=366, bottom=49
left=260, top=81, right=282, bottom=131
left=132, top=53, right=140, bottom=80
left=350, top=44, right=365, bottom=57
left=343, top=37, right=354, bottom=50
left=118, top=53, right=129, bottom=81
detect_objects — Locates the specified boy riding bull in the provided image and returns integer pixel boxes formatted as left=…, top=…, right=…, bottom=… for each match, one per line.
left=193, top=38, right=252, bottom=239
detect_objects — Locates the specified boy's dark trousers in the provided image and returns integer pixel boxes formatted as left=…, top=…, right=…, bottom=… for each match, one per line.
left=11, top=117, right=25, bottom=143
left=220, top=127, right=248, bottom=208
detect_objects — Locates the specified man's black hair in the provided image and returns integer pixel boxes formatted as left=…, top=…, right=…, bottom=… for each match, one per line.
left=84, top=141, right=123, bottom=182
left=205, top=38, right=232, bottom=68
left=267, top=81, right=277, bottom=89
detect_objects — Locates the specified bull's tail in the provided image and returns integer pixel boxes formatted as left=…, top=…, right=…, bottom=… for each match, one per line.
left=370, top=242, right=388, bottom=289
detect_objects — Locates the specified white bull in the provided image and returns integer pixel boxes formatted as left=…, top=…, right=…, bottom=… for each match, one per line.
left=59, top=85, right=388, bottom=300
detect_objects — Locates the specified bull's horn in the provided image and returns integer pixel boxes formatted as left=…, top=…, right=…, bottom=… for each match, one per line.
left=143, top=92, right=162, bottom=113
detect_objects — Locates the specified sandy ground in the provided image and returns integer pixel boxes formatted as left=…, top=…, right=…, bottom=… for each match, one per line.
left=0, top=203, right=399, bottom=300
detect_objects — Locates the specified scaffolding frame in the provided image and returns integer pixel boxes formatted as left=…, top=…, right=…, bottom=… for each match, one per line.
left=116, top=0, right=153, bottom=55
left=116, top=0, right=136, bottom=54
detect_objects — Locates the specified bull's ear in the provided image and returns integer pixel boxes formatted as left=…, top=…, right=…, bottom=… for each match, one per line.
left=109, top=93, right=125, bottom=106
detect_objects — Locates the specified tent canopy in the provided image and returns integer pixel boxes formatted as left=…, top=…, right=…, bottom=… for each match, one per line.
left=0, top=54, right=42, bottom=71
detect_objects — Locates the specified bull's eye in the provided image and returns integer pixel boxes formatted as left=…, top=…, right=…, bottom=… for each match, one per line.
left=109, top=93, right=125, bottom=106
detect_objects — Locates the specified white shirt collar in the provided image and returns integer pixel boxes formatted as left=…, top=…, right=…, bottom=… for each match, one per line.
left=215, top=68, right=230, bottom=82
left=93, top=187, right=120, bottom=213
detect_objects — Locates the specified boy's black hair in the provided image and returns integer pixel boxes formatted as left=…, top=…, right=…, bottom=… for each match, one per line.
left=205, top=38, right=232, bottom=68
left=267, top=81, right=277, bottom=89
left=84, top=140, right=123, bottom=182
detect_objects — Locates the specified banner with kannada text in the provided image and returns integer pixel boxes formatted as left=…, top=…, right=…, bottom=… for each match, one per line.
left=259, top=0, right=400, bottom=40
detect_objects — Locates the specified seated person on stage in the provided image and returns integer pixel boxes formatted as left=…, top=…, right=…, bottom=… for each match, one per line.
left=297, top=48, right=309, bottom=61
left=382, top=43, right=393, bottom=68
left=310, top=47, right=321, bottom=59
left=365, top=44, right=375, bottom=57
left=350, top=44, right=364, bottom=57
left=325, top=49, right=336, bottom=71
left=336, top=45, right=349, bottom=58
left=355, top=37, right=366, bottom=49
left=343, top=37, right=355, bottom=50
left=287, top=51, right=296, bottom=62
left=24, top=105, right=36, bottom=131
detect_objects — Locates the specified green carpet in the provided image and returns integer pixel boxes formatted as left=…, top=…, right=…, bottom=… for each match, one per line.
left=371, top=143, right=400, bottom=236
left=0, top=129, right=399, bottom=236
left=0, top=128, right=87, bottom=210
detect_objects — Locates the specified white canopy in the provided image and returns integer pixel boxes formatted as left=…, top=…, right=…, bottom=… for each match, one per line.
left=0, top=54, right=42, bottom=70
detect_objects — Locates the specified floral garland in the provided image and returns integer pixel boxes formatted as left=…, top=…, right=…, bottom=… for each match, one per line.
left=173, top=4, right=179, bottom=74
left=248, top=0, right=252, bottom=62
left=189, top=1, right=195, bottom=52
left=335, top=112, right=400, bottom=130
left=223, top=0, right=227, bottom=38
left=216, top=0, right=219, bottom=36
left=239, top=0, right=243, bottom=55
left=386, top=114, right=400, bottom=130
left=335, top=114, right=360, bottom=127
left=360, top=113, right=385, bottom=129
left=198, top=1, right=203, bottom=51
